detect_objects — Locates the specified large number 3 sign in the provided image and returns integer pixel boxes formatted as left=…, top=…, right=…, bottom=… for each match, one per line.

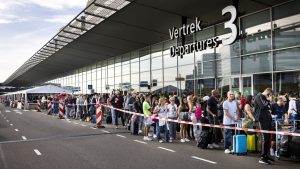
left=222, top=5, right=237, bottom=45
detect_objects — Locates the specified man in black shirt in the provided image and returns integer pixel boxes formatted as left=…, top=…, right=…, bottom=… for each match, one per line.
left=206, top=90, right=221, bottom=149
left=254, top=88, right=274, bottom=165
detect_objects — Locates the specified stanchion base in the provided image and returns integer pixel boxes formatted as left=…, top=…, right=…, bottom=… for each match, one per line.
left=96, top=125, right=105, bottom=128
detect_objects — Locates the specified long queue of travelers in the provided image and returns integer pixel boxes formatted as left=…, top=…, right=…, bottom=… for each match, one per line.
left=2, top=88, right=299, bottom=165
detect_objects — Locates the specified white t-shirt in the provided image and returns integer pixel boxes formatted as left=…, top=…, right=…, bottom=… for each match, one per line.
left=167, top=103, right=178, bottom=118
left=288, top=99, right=297, bottom=115
left=155, top=105, right=168, bottom=126
left=223, top=100, right=238, bottom=125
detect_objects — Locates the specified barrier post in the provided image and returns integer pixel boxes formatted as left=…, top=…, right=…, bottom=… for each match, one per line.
left=58, top=100, right=65, bottom=119
left=37, top=100, right=41, bottom=112
left=47, top=100, right=52, bottom=115
left=95, top=103, right=105, bottom=128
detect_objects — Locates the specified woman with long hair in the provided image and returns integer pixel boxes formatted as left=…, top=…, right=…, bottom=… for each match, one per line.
left=178, top=97, right=190, bottom=142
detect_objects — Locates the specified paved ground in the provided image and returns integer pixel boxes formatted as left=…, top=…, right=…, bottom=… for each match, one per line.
left=0, top=104, right=299, bottom=169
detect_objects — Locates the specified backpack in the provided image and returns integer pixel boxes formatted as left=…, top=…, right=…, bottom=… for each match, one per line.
left=195, top=103, right=202, bottom=119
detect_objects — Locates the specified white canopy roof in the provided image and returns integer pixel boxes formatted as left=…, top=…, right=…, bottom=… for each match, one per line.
left=3, top=85, right=72, bottom=95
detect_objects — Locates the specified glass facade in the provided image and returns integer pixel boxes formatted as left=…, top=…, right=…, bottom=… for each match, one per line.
left=48, top=0, right=300, bottom=97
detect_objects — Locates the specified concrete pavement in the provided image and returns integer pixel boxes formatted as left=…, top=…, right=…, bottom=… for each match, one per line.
left=0, top=104, right=299, bottom=169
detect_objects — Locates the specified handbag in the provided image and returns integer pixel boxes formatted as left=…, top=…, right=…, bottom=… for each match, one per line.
left=243, top=115, right=254, bottom=129
left=180, top=112, right=189, bottom=121
left=151, top=114, right=159, bottom=122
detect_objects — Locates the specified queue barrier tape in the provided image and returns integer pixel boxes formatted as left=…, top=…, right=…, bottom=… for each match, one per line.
left=99, top=104, right=300, bottom=137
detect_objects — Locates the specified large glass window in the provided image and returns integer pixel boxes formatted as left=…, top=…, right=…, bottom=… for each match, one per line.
left=140, top=59, right=150, bottom=72
left=163, top=81, right=178, bottom=94
left=122, top=63, right=130, bottom=75
left=151, top=43, right=163, bottom=57
left=240, top=9, right=271, bottom=54
left=217, top=57, right=240, bottom=76
left=217, top=77, right=230, bottom=98
left=196, top=78, right=215, bottom=96
left=275, top=71, right=300, bottom=94
left=115, top=66, right=121, bottom=76
left=275, top=47, right=300, bottom=71
left=164, top=67, right=177, bottom=82
left=253, top=73, right=272, bottom=95
left=178, top=64, right=195, bottom=80
left=163, top=54, right=177, bottom=68
left=152, top=70, right=163, bottom=83
left=151, top=56, right=162, bottom=70
left=131, top=62, right=139, bottom=73
left=242, top=52, right=272, bottom=74
left=196, top=61, right=215, bottom=78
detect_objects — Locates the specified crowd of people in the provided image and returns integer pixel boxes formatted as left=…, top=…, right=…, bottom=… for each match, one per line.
left=2, top=88, right=299, bottom=165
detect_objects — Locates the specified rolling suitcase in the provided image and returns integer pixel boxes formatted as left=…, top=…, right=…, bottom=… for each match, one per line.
left=130, top=115, right=139, bottom=135
left=233, top=122, right=247, bottom=155
left=247, top=134, right=258, bottom=152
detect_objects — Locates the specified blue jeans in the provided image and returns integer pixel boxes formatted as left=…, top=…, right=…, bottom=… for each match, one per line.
left=168, top=122, right=177, bottom=139
left=224, top=125, right=235, bottom=149
left=139, top=116, right=144, bottom=131
left=111, top=108, right=116, bottom=125
left=156, top=122, right=169, bottom=142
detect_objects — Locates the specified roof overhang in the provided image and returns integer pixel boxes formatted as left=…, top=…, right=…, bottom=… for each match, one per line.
left=4, top=0, right=290, bottom=86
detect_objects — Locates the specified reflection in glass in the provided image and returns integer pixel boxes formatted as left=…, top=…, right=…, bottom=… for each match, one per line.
left=151, top=56, right=162, bottom=70
left=196, top=61, right=215, bottom=78
left=253, top=73, right=272, bottom=95
left=242, top=53, right=271, bottom=74
left=115, top=66, right=121, bottom=76
left=274, top=24, right=300, bottom=49
left=122, top=63, right=130, bottom=75
left=152, top=70, right=163, bottom=83
left=217, top=57, right=240, bottom=77
left=178, top=64, right=195, bottom=80
left=163, top=81, right=178, bottom=94
left=164, top=54, right=177, bottom=68
left=217, top=77, right=230, bottom=98
left=164, top=67, right=177, bottom=82
left=275, top=71, right=300, bottom=94
left=140, top=59, right=150, bottom=72
left=275, top=48, right=300, bottom=71
left=131, top=62, right=139, bottom=73
left=178, top=52, right=194, bottom=66
left=196, top=79, right=215, bottom=97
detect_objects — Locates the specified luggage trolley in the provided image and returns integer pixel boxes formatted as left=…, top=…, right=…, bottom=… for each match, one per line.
left=274, top=118, right=298, bottom=160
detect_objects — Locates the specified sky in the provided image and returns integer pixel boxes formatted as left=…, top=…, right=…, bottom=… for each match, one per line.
left=0, top=0, right=87, bottom=83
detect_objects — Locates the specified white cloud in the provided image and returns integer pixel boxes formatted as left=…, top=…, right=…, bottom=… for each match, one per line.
left=44, top=14, right=76, bottom=24
left=26, top=0, right=86, bottom=10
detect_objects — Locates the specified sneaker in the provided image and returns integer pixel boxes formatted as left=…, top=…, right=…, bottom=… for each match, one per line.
left=185, top=138, right=190, bottom=142
left=148, top=133, right=153, bottom=137
left=259, top=157, right=271, bottom=165
left=207, top=144, right=214, bottom=149
left=138, top=130, right=143, bottom=134
left=143, top=137, right=152, bottom=141
left=115, top=126, right=119, bottom=129
left=212, top=143, right=220, bottom=148
left=224, top=149, right=231, bottom=154
left=180, top=139, right=186, bottom=143
left=159, top=139, right=164, bottom=143
left=270, top=148, right=275, bottom=157
left=153, top=134, right=157, bottom=139
left=169, top=139, right=173, bottom=143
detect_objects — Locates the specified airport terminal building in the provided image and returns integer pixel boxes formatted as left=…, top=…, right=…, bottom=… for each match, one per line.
left=4, top=0, right=300, bottom=97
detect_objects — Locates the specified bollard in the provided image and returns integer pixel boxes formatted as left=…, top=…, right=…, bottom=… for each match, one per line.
left=95, top=103, right=105, bottom=128
left=37, top=100, right=41, bottom=112
left=47, top=100, right=52, bottom=115
left=58, top=100, right=65, bottom=119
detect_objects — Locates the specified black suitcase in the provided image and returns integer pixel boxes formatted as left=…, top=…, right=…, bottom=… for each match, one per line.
left=106, top=115, right=112, bottom=124
left=130, top=115, right=139, bottom=135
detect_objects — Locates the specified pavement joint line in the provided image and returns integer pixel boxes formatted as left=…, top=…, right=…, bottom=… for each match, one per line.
left=33, top=149, right=42, bottom=156
left=22, top=136, right=27, bottom=140
left=157, top=147, right=176, bottom=152
left=191, top=156, right=217, bottom=164
left=102, top=130, right=111, bottom=133
left=14, top=129, right=19, bottom=132
left=10, top=124, right=13, bottom=126
left=116, top=134, right=126, bottom=138
left=133, top=140, right=147, bottom=144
